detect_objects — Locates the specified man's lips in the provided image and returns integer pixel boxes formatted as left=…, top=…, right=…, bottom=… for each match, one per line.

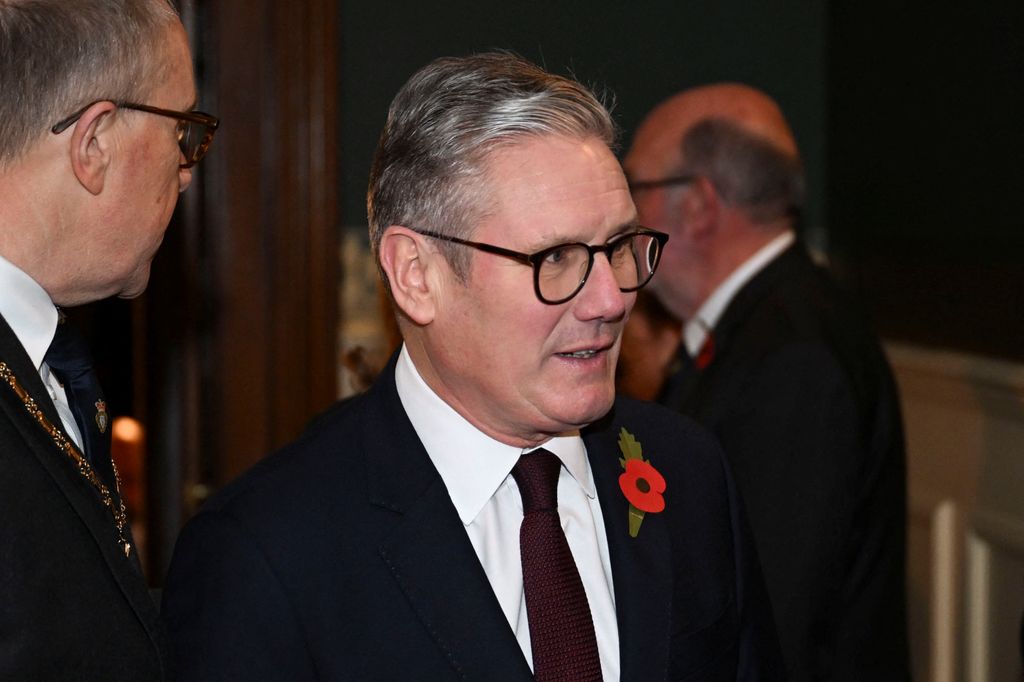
left=555, top=339, right=616, bottom=359
left=558, top=349, right=599, bottom=359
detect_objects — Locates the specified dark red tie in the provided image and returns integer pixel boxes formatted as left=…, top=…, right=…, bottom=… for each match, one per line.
left=512, top=449, right=602, bottom=682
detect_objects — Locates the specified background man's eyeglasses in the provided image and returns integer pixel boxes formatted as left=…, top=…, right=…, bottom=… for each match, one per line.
left=627, top=175, right=697, bottom=193
left=414, top=228, right=670, bottom=305
left=51, top=101, right=220, bottom=169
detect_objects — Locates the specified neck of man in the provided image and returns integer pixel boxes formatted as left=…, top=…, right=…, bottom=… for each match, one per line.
left=0, top=157, right=88, bottom=305
left=693, top=210, right=793, bottom=316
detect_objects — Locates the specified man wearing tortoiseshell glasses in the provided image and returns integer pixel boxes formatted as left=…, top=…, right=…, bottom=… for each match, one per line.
left=0, top=1, right=216, bottom=679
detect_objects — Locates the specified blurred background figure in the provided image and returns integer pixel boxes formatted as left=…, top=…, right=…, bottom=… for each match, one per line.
left=624, top=83, right=909, bottom=680
left=616, top=290, right=680, bottom=402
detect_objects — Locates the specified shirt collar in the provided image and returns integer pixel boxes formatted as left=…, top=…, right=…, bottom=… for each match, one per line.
left=394, top=344, right=594, bottom=525
left=0, top=253, right=59, bottom=371
left=683, top=230, right=795, bottom=356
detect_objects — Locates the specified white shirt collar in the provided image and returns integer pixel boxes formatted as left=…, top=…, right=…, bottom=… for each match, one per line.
left=0, top=253, right=59, bottom=371
left=394, top=344, right=595, bottom=525
left=683, top=230, right=795, bottom=356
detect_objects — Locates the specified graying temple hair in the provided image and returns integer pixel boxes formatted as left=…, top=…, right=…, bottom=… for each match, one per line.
left=0, top=0, right=179, bottom=167
left=681, top=117, right=805, bottom=225
left=367, top=51, right=617, bottom=287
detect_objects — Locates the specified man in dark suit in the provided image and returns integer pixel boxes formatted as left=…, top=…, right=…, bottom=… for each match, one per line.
left=0, top=2, right=217, bottom=678
left=162, top=54, right=783, bottom=680
left=624, top=83, right=908, bottom=680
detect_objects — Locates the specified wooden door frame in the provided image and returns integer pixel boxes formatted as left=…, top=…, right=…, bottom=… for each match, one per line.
left=142, top=0, right=339, bottom=580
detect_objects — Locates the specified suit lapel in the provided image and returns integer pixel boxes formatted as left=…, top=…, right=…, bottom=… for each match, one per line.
left=365, top=362, right=532, bottom=681
left=0, top=314, right=166, bottom=665
left=705, top=243, right=806, bottom=368
left=678, top=243, right=808, bottom=420
left=585, top=417, right=673, bottom=681
left=657, top=344, right=700, bottom=414
left=0, top=313, right=63, bottom=428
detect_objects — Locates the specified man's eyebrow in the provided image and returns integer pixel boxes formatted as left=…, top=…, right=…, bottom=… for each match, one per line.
left=608, top=220, right=643, bottom=238
left=524, top=221, right=643, bottom=251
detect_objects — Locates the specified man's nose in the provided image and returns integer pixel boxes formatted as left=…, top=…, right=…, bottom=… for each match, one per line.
left=573, top=254, right=629, bottom=322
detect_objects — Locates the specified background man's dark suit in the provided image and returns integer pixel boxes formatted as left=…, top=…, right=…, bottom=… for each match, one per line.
left=162, top=357, right=784, bottom=681
left=0, top=315, right=167, bottom=680
left=660, top=244, right=908, bottom=678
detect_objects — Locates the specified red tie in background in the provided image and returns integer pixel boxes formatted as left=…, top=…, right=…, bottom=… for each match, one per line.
left=512, top=449, right=603, bottom=682
left=694, top=330, right=716, bottom=370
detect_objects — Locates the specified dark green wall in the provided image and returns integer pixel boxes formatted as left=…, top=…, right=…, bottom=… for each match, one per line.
left=339, top=0, right=827, bottom=233
left=829, top=0, right=1022, bottom=257
left=827, top=0, right=1023, bottom=359
left=338, top=1, right=1023, bottom=359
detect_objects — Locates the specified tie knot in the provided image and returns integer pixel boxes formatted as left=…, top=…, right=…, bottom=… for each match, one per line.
left=511, top=449, right=561, bottom=513
left=45, top=320, right=93, bottom=377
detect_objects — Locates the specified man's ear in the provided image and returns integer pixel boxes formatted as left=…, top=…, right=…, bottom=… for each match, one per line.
left=679, top=176, right=720, bottom=241
left=379, top=226, right=441, bottom=326
left=68, top=101, right=118, bottom=195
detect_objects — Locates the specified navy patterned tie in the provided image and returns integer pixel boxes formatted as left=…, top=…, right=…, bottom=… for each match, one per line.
left=512, top=449, right=602, bottom=681
left=44, top=319, right=111, bottom=470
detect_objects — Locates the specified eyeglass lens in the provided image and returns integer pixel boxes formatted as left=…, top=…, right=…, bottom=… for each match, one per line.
left=537, top=232, right=661, bottom=303
left=177, top=121, right=214, bottom=165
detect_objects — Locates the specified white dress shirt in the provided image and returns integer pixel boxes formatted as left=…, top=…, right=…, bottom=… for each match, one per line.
left=0, top=253, right=84, bottom=449
left=395, top=345, right=620, bottom=680
left=683, top=230, right=796, bottom=356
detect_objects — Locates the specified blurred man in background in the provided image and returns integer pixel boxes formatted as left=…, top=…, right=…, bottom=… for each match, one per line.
left=625, top=83, right=908, bottom=680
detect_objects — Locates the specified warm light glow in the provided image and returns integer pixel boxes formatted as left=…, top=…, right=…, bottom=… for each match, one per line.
left=112, top=416, right=145, bottom=444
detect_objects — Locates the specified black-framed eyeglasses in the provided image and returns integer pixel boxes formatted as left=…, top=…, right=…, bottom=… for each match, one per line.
left=628, top=175, right=697, bottom=192
left=51, top=101, right=220, bottom=169
left=414, top=228, right=670, bottom=305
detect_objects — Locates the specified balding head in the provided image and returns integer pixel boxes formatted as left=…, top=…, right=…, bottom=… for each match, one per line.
left=629, top=84, right=797, bottom=177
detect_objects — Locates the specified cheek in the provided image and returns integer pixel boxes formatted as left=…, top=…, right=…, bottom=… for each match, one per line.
left=464, top=304, right=560, bottom=393
left=140, top=134, right=184, bottom=191
left=661, top=236, right=693, bottom=270
left=633, top=194, right=663, bottom=227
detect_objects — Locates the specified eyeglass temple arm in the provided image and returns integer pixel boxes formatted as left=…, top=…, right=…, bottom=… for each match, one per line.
left=415, top=230, right=534, bottom=265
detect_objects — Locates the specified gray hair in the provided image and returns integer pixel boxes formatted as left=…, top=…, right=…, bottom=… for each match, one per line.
left=367, top=51, right=616, bottom=286
left=0, top=0, right=179, bottom=167
left=681, top=117, right=804, bottom=225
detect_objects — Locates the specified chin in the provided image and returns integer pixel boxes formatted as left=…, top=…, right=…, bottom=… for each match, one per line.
left=558, top=389, right=616, bottom=430
left=115, top=269, right=153, bottom=300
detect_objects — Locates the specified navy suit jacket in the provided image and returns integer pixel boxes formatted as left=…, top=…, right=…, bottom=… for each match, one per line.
left=163, top=356, right=783, bottom=680
left=660, top=244, right=908, bottom=680
left=0, top=314, right=167, bottom=680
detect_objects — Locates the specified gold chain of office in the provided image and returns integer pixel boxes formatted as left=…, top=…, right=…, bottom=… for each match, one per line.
left=0, top=361, right=132, bottom=558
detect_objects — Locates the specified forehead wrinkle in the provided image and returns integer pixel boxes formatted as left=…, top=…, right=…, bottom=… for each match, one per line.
left=501, top=184, right=632, bottom=238
left=481, top=134, right=633, bottom=250
left=493, top=151, right=629, bottom=208
left=514, top=206, right=637, bottom=253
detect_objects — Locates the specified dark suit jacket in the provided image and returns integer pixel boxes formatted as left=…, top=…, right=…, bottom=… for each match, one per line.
left=0, top=313, right=168, bottom=680
left=162, top=355, right=784, bottom=681
left=660, top=244, right=908, bottom=680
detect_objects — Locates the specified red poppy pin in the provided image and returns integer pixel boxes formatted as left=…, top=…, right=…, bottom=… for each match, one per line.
left=617, top=427, right=666, bottom=538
